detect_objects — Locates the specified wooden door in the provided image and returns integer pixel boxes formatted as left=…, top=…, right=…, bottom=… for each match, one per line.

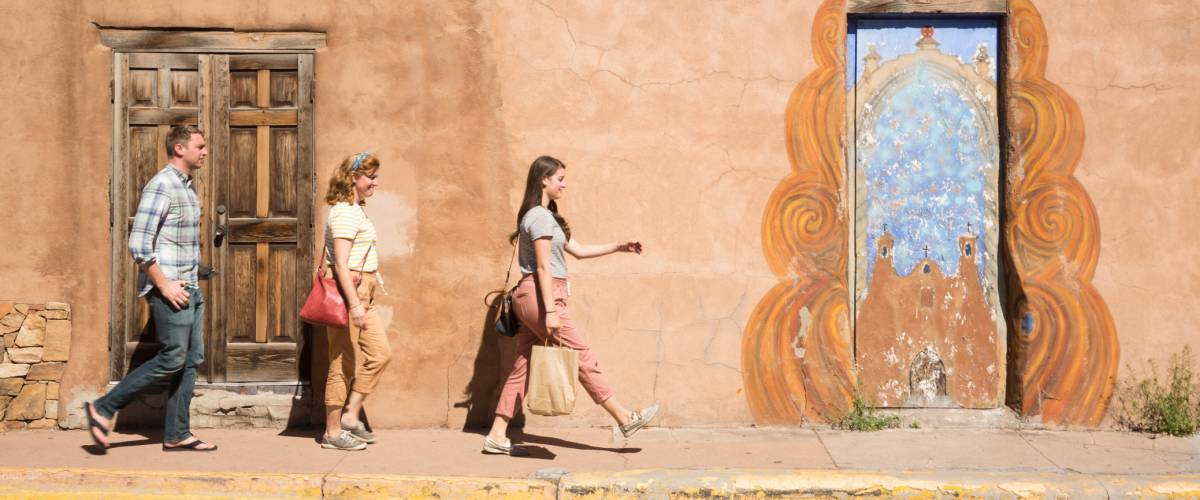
left=848, top=19, right=1006, bottom=408
left=208, top=54, right=315, bottom=382
left=109, top=52, right=209, bottom=380
left=111, top=52, right=314, bottom=383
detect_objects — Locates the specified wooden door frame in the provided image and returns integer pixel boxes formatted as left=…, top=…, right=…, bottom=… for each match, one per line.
left=103, top=28, right=324, bottom=382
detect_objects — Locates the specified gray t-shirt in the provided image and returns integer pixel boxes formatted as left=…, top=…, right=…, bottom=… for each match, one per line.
left=519, top=206, right=568, bottom=278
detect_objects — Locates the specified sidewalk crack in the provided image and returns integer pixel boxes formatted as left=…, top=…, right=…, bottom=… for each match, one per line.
left=813, top=430, right=840, bottom=469
left=1018, top=431, right=1063, bottom=471
left=320, top=452, right=352, bottom=497
left=1095, top=475, right=1114, bottom=499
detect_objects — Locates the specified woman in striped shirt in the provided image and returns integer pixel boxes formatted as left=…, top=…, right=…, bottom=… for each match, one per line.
left=320, top=152, right=391, bottom=451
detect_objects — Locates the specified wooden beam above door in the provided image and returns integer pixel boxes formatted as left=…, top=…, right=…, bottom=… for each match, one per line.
left=847, top=0, right=1006, bottom=14
left=99, top=28, right=326, bottom=53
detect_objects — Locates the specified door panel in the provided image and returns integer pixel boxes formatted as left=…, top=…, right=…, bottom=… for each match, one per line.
left=210, top=53, right=314, bottom=382
left=111, top=52, right=206, bottom=378
left=849, top=19, right=1005, bottom=408
left=112, top=51, right=314, bottom=383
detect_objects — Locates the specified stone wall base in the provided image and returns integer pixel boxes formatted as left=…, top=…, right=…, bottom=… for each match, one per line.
left=108, top=383, right=318, bottom=429
left=0, top=302, right=71, bottom=431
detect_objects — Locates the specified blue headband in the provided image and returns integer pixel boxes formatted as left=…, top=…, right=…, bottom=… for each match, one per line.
left=351, top=152, right=370, bottom=171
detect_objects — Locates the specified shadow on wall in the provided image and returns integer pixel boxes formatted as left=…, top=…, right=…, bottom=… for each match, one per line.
left=454, top=293, right=523, bottom=431
left=111, top=340, right=170, bottom=430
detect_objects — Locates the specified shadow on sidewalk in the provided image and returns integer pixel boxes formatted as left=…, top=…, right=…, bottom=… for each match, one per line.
left=81, top=429, right=162, bottom=455
left=512, top=429, right=642, bottom=454
left=276, top=425, right=324, bottom=445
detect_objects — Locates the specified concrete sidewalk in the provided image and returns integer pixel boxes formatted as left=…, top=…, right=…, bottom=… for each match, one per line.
left=0, top=426, right=1196, bottom=497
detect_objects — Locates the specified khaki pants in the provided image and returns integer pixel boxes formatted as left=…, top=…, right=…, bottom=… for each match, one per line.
left=324, top=272, right=391, bottom=406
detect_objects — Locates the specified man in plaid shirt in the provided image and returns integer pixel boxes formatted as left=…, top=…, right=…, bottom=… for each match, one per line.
left=85, top=125, right=218, bottom=452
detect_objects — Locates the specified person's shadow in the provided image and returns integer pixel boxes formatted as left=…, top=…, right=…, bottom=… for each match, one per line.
left=454, top=292, right=524, bottom=430
left=81, top=428, right=160, bottom=455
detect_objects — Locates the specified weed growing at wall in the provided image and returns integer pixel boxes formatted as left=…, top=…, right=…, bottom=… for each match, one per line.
left=834, top=390, right=901, bottom=431
left=1113, top=346, right=1200, bottom=436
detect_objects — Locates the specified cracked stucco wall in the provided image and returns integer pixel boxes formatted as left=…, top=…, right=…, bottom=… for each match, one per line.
left=1035, top=0, right=1200, bottom=386
left=1, top=0, right=1197, bottom=428
left=447, top=0, right=818, bottom=427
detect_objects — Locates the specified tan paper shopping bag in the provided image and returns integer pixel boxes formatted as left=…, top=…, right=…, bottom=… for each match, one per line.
left=525, top=343, right=579, bottom=416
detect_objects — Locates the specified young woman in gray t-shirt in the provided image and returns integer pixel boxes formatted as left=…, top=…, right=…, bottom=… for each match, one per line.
left=483, top=155, right=659, bottom=456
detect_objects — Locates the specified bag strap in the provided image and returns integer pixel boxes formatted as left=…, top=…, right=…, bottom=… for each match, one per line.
left=316, top=212, right=371, bottom=281
left=484, top=232, right=520, bottom=308
left=315, top=241, right=328, bottom=274
left=502, top=232, right=520, bottom=289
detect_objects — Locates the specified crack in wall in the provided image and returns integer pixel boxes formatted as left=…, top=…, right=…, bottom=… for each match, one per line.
left=531, top=0, right=617, bottom=54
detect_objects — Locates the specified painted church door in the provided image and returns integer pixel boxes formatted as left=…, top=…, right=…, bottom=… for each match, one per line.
left=849, top=19, right=1005, bottom=408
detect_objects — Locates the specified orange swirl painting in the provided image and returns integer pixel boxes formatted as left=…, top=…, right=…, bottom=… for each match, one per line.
left=742, top=0, right=1117, bottom=425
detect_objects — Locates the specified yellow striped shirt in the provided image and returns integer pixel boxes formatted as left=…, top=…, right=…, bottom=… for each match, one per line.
left=325, top=202, right=378, bottom=272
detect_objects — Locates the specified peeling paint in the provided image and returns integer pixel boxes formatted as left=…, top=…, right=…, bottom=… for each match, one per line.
left=792, top=307, right=810, bottom=359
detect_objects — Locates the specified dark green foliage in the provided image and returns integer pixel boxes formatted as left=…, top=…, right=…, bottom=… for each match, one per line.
left=834, top=390, right=901, bottom=432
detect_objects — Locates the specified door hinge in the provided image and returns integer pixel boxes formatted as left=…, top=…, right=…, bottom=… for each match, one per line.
left=109, top=80, right=114, bottom=104
left=310, top=76, right=315, bottom=104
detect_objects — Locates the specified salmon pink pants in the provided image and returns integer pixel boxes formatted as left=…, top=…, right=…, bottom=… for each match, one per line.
left=494, top=275, right=614, bottom=418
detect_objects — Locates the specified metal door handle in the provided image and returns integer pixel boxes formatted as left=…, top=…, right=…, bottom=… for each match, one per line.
left=214, top=204, right=227, bottom=247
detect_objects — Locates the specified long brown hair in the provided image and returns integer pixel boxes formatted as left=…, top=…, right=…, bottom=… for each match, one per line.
left=325, top=153, right=380, bottom=206
left=510, top=155, right=570, bottom=244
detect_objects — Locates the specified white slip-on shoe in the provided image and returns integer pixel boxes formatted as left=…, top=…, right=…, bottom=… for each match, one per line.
left=482, top=436, right=529, bottom=456
left=618, top=404, right=660, bottom=439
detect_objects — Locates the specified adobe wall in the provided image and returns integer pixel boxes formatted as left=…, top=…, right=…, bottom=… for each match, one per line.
left=0, top=0, right=1194, bottom=428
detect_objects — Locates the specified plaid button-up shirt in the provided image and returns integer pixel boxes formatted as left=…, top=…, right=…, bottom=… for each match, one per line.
left=129, top=165, right=201, bottom=296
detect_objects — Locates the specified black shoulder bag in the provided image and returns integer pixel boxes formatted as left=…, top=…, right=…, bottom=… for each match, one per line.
left=487, top=235, right=521, bottom=337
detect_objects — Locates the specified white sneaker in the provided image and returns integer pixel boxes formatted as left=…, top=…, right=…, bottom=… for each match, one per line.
left=618, top=404, right=659, bottom=438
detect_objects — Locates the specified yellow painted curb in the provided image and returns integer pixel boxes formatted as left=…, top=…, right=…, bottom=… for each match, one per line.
left=3, top=466, right=1200, bottom=499
left=0, top=467, right=323, bottom=499
left=323, top=474, right=555, bottom=499
left=0, top=467, right=556, bottom=499
left=558, top=469, right=1200, bottom=499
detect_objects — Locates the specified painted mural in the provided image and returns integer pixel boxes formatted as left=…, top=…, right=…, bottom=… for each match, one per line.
left=742, top=0, right=1118, bottom=425
left=850, top=20, right=1005, bottom=408
left=1006, top=0, right=1118, bottom=425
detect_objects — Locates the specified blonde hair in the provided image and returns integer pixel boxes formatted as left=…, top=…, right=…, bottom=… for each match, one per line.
left=324, top=153, right=380, bottom=206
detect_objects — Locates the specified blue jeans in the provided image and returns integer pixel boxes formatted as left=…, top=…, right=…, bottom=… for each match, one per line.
left=95, top=285, right=205, bottom=443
